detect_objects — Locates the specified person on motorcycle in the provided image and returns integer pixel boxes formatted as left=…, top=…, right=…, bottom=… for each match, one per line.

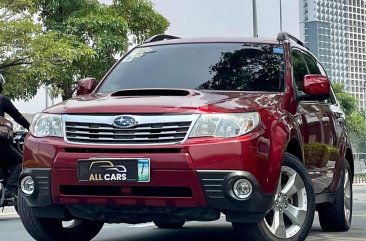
left=0, top=74, right=30, bottom=198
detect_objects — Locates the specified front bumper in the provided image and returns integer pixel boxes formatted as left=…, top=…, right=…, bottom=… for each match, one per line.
left=21, top=132, right=277, bottom=223
left=20, top=167, right=273, bottom=223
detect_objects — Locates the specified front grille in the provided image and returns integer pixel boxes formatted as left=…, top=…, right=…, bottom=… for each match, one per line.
left=64, top=115, right=198, bottom=145
left=65, top=122, right=191, bottom=144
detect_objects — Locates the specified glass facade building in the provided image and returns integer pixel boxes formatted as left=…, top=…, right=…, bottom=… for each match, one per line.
left=300, top=0, right=366, bottom=109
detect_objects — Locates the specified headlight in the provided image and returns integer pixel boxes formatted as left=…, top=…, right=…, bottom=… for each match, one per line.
left=189, top=112, right=260, bottom=138
left=30, top=113, right=63, bottom=138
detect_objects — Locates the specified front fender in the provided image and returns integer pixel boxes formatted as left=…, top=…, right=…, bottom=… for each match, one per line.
left=266, top=114, right=304, bottom=194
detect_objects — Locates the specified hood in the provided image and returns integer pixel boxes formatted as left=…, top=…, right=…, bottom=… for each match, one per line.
left=45, top=89, right=284, bottom=114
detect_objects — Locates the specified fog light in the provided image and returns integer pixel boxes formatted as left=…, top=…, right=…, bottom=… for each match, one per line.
left=21, top=176, right=35, bottom=195
left=233, top=179, right=252, bottom=199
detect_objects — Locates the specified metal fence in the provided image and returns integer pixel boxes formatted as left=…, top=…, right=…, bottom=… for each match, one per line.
left=354, top=173, right=366, bottom=185
left=353, top=153, right=366, bottom=185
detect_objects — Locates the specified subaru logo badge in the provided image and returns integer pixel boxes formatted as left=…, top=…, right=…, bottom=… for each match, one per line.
left=113, top=116, right=137, bottom=128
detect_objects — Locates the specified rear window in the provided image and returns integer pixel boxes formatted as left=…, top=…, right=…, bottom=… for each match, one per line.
left=98, top=43, right=285, bottom=93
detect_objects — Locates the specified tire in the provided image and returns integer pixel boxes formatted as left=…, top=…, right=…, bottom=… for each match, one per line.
left=153, top=221, right=185, bottom=229
left=318, top=160, right=352, bottom=232
left=14, top=188, right=19, bottom=214
left=232, top=153, right=315, bottom=241
left=18, top=194, right=104, bottom=241
left=14, top=201, right=19, bottom=214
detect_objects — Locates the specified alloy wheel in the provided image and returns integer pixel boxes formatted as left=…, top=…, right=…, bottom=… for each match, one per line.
left=264, top=166, right=308, bottom=238
left=344, top=169, right=352, bottom=224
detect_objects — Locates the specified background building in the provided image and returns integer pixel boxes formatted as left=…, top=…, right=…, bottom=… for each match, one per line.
left=300, top=0, right=366, bottom=110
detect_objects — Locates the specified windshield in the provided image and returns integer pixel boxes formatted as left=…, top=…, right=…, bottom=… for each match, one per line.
left=98, top=43, right=284, bottom=93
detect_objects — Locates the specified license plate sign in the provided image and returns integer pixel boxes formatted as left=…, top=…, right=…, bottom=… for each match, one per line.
left=77, top=158, right=150, bottom=182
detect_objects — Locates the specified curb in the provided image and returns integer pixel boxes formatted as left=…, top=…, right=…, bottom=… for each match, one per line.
left=0, top=213, right=17, bottom=217
left=0, top=207, right=17, bottom=216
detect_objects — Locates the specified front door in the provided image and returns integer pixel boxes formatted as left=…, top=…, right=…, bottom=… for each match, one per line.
left=292, top=49, right=333, bottom=193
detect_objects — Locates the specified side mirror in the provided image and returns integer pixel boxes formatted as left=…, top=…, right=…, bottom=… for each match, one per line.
left=298, top=75, right=330, bottom=101
left=76, top=78, right=97, bottom=96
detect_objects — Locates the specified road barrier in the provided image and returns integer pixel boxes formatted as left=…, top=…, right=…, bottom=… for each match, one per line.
left=353, top=155, right=366, bottom=184
left=354, top=173, right=366, bottom=185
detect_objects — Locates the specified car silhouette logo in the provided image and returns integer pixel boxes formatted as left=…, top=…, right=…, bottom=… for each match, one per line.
left=113, top=116, right=137, bottom=128
left=89, top=161, right=127, bottom=173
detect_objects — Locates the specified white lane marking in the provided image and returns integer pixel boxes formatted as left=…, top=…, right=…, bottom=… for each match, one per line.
left=128, top=222, right=155, bottom=228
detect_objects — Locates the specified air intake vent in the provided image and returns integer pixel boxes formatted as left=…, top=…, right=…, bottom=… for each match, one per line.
left=60, top=185, right=192, bottom=197
left=111, top=89, right=191, bottom=97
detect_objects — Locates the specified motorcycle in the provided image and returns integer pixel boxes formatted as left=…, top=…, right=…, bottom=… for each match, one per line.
left=0, top=130, right=27, bottom=209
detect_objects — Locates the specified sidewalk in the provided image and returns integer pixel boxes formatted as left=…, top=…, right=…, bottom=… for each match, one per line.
left=0, top=207, right=17, bottom=217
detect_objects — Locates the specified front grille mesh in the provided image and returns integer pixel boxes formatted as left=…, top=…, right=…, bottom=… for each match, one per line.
left=65, top=121, right=192, bottom=145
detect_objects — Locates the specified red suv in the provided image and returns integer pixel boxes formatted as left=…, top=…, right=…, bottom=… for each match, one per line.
left=18, top=32, right=353, bottom=241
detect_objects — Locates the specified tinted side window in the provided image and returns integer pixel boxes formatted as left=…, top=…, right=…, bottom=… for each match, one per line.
left=303, top=54, right=321, bottom=74
left=292, top=50, right=308, bottom=92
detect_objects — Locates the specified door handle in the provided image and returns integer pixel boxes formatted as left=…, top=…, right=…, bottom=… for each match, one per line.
left=321, top=116, right=329, bottom=122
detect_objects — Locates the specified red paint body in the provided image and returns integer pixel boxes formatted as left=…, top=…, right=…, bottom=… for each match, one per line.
left=303, top=74, right=331, bottom=96
left=23, top=38, right=352, bottom=211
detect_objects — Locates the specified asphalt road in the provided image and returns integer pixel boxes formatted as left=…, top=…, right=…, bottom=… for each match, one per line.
left=1, top=186, right=366, bottom=241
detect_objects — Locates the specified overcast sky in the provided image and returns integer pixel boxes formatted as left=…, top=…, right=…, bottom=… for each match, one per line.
left=101, top=0, right=300, bottom=38
left=15, top=0, right=299, bottom=113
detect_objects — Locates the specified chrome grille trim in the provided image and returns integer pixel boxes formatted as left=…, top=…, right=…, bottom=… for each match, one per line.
left=63, top=114, right=199, bottom=145
left=65, top=130, right=188, bottom=136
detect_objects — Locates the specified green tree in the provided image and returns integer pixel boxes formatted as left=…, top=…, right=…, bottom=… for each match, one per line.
left=0, top=0, right=169, bottom=100
left=0, top=0, right=95, bottom=100
left=333, top=83, right=366, bottom=152
left=35, top=0, right=169, bottom=100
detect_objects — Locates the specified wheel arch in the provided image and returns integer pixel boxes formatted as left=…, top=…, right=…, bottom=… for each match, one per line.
left=285, top=138, right=304, bottom=163
left=267, top=114, right=304, bottom=194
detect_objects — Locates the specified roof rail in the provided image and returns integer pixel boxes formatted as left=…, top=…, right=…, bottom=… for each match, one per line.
left=276, top=32, right=309, bottom=50
left=144, top=34, right=181, bottom=43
